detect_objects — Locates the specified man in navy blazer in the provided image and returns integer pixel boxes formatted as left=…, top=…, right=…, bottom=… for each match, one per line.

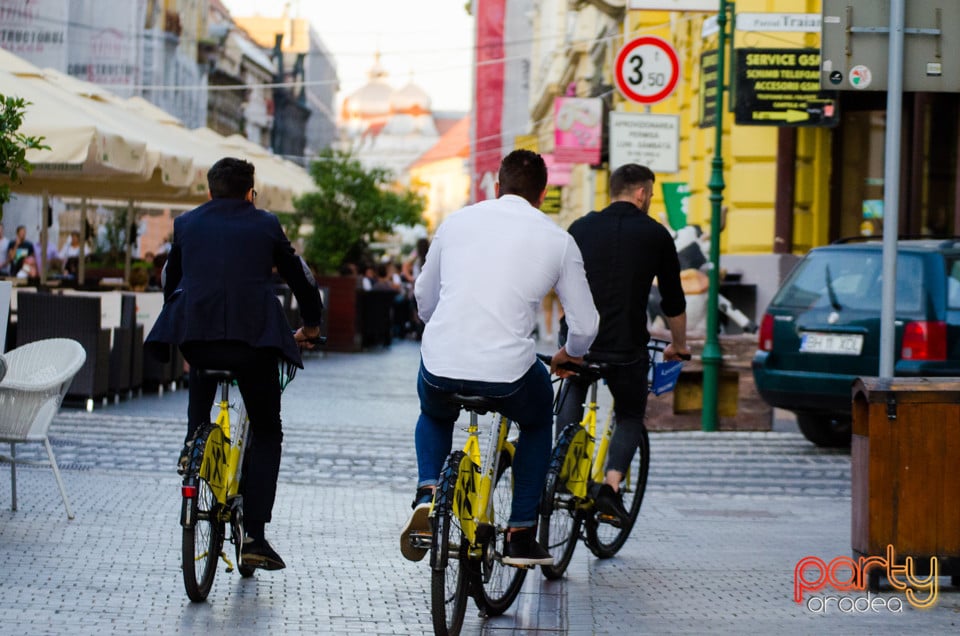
left=147, top=157, right=322, bottom=571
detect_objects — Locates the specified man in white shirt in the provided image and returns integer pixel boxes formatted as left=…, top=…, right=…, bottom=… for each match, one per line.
left=400, top=150, right=599, bottom=566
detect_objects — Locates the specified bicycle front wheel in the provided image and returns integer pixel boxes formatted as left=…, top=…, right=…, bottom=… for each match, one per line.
left=475, top=449, right=526, bottom=617
left=585, top=423, right=650, bottom=558
left=182, top=476, right=225, bottom=602
left=539, top=423, right=584, bottom=580
left=431, top=451, right=468, bottom=636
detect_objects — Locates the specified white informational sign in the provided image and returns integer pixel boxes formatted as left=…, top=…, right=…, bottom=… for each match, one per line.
left=628, top=0, right=718, bottom=10
left=735, top=13, right=821, bottom=32
left=609, top=112, right=680, bottom=174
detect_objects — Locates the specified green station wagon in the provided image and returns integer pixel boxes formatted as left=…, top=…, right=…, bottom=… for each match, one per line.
left=752, top=239, right=960, bottom=447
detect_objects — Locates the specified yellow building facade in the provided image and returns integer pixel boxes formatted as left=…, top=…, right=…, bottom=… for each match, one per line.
left=528, top=0, right=960, bottom=319
left=530, top=0, right=831, bottom=257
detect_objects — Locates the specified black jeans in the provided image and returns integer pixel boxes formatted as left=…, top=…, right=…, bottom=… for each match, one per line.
left=181, top=341, right=282, bottom=524
left=554, top=356, right=649, bottom=475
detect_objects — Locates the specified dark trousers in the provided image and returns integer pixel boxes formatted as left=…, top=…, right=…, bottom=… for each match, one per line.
left=415, top=360, right=554, bottom=527
left=555, top=356, right=649, bottom=475
left=181, top=341, right=282, bottom=524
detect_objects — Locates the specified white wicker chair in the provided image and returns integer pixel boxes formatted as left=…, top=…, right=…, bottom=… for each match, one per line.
left=0, top=338, right=86, bottom=520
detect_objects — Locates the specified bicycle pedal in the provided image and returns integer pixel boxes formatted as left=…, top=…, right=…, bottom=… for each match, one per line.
left=597, top=513, right=623, bottom=528
left=409, top=532, right=432, bottom=550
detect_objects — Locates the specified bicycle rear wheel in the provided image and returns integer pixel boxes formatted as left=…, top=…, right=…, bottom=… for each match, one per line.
left=539, top=423, right=584, bottom=580
left=475, top=449, right=526, bottom=617
left=431, top=451, right=468, bottom=636
left=585, top=423, right=650, bottom=558
left=182, top=476, right=224, bottom=602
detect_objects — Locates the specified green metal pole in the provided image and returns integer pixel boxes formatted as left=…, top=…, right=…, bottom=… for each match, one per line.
left=702, top=0, right=729, bottom=432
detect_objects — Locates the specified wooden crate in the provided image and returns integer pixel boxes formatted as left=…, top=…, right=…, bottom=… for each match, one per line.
left=851, top=377, right=960, bottom=581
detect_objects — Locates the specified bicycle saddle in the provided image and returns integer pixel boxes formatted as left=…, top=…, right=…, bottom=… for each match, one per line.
left=198, top=369, right=237, bottom=382
left=448, top=394, right=497, bottom=415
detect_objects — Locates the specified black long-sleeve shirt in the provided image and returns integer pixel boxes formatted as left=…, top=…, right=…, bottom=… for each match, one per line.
left=566, top=201, right=686, bottom=359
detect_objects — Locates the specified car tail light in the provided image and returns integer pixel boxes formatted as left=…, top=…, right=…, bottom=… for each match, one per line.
left=758, top=313, right=774, bottom=351
left=901, top=321, right=947, bottom=361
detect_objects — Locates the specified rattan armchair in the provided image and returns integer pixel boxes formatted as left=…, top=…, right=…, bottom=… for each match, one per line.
left=0, top=338, right=86, bottom=519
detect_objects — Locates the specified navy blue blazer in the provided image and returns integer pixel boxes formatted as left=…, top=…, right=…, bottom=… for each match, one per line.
left=145, top=197, right=323, bottom=367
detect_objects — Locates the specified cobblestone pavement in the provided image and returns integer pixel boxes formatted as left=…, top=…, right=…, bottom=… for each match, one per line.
left=1, top=340, right=958, bottom=634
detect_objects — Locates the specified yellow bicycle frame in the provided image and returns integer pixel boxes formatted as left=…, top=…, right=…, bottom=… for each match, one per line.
left=560, top=378, right=616, bottom=500
left=199, top=393, right=246, bottom=507
left=451, top=413, right=515, bottom=558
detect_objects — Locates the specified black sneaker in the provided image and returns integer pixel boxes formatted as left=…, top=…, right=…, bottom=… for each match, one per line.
left=176, top=440, right=193, bottom=475
left=594, top=483, right=628, bottom=526
left=241, top=537, right=286, bottom=571
left=502, top=527, right=553, bottom=567
left=400, top=486, right=434, bottom=562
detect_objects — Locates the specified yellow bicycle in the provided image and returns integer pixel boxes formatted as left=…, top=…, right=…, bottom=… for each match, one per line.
left=180, top=368, right=255, bottom=601
left=536, top=338, right=686, bottom=578
left=180, top=339, right=322, bottom=602
left=425, top=395, right=526, bottom=635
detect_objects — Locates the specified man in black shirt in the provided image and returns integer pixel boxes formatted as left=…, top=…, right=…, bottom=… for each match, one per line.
left=557, top=163, right=690, bottom=521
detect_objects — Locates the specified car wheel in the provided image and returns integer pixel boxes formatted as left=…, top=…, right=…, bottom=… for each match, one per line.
left=796, top=413, right=852, bottom=448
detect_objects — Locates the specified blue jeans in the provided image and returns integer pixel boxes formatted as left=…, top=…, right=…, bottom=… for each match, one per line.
left=415, top=360, right=554, bottom=527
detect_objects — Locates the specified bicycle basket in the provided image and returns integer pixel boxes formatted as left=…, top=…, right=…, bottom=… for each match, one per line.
left=650, top=360, right=683, bottom=396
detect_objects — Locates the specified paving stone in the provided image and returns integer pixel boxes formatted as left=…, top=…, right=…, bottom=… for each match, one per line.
left=0, top=341, right=957, bottom=633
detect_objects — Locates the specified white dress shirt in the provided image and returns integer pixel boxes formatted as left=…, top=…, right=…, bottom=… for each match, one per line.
left=416, top=194, right=599, bottom=382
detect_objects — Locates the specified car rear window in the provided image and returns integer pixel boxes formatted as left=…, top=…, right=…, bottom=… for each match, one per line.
left=948, top=260, right=960, bottom=309
left=772, top=250, right=924, bottom=312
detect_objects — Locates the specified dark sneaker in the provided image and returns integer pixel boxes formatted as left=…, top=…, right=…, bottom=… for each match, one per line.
left=594, top=483, right=628, bottom=526
left=502, top=527, right=553, bottom=567
left=177, top=440, right=193, bottom=475
left=400, top=487, right=434, bottom=562
left=241, top=537, right=286, bottom=571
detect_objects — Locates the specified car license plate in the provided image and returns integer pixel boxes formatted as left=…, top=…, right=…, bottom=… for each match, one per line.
left=800, top=332, right=864, bottom=355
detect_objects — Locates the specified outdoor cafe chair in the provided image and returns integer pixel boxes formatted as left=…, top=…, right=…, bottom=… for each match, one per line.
left=0, top=338, right=86, bottom=519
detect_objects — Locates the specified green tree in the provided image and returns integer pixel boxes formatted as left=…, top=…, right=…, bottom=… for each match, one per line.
left=291, top=148, right=424, bottom=274
left=0, top=94, right=47, bottom=220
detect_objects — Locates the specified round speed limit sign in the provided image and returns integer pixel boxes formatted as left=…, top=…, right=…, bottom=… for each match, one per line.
left=614, top=36, right=680, bottom=104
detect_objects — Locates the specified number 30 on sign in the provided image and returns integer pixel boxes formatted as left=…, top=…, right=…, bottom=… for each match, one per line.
left=615, top=36, right=680, bottom=104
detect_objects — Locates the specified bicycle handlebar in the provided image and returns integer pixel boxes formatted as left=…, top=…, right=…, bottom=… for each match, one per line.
left=536, top=343, right=691, bottom=378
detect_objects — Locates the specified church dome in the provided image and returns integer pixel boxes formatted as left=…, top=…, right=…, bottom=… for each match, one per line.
left=343, top=53, right=394, bottom=118
left=390, top=77, right=431, bottom=115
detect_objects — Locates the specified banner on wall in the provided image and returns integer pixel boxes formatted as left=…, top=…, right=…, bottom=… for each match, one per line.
left=553, top=97, right=602, bottom=165
left=472, top=0, right=505, bottom=202
left=67, top=0, right=145, bottom=95
left=0, top=0, right=69, bottom=68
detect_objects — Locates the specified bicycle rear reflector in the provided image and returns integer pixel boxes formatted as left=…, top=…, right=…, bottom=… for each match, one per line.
left=182, top=485, right=198, bottom=498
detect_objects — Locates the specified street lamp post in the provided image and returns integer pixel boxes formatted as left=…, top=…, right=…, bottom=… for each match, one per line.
left=702, top=0, right=729, bottom=432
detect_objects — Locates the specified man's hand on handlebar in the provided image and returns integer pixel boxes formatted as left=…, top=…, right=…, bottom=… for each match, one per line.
left=663, top=342, right=692, bottom=362
left=549, top=346, right=583, bottom=378
left=294, top=325, right=323, bottom=350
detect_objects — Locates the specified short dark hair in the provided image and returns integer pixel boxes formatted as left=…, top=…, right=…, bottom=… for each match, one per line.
left=207, top=157, right=255, bottom=199
left=497, top=150, right=547, bottom=206
left=609, top=164, right=655, bottom=198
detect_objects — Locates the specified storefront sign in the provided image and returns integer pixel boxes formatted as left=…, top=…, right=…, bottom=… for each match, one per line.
left=699, top=49, right=719, bottom=128
left=609, top=112, right=679, bottom=174
left=661, top=182, right=691, bottom=230
left=554, top=97, right=602, bottom=164
left=735, top=13, right=821, bottom=32
left=628, top=0, right=718, bottom=10
left=734, top=49, right=839, bottom=127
